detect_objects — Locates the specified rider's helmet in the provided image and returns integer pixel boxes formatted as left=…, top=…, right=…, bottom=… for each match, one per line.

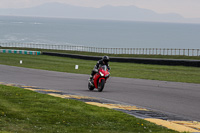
left=102, top=56, right=110, bottom=63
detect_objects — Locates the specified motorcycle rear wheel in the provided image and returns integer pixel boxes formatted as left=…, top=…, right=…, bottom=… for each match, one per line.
left=98, top=79, right=105, bottom=92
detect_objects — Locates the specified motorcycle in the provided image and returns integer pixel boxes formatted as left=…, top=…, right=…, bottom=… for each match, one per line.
left=88, top=65, right=110, bottom=92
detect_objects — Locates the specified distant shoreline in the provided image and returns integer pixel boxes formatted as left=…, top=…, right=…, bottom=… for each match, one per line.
left=1, top=15, right=200, bottom=25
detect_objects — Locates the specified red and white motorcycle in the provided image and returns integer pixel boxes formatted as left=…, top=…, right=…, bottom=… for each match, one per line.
left=88, top=65, right=110, bottom=92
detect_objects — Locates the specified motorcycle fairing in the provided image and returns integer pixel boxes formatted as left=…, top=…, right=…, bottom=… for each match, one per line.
left=93, top=73, right=100, bottom=88
left=92, top=65, right=110, bottom=90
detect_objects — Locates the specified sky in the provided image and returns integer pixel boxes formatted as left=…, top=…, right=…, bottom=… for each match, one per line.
left=0, top=0, right=200, bottom=18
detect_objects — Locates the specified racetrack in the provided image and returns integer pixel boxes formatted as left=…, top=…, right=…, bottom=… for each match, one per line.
left=0, top=64, right=200, bottom=121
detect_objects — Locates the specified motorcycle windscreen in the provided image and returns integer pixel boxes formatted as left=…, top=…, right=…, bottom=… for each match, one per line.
left=101, top=65, right=108, bottom=71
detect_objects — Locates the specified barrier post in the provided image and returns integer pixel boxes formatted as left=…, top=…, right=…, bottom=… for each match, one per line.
left=149, top=48, right=151, bottom=55
left=171, top=49, right=172, bottom=55
left=192, top=49, right=194, bottom=56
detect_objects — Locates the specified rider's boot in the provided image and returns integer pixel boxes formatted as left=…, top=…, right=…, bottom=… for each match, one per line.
left=88, top=75, right=93, bottom=82
left=88, top=75, right=94, bottom=85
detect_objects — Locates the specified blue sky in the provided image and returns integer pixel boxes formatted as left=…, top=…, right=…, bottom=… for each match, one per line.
left=0, top=0, right=200, bottom=18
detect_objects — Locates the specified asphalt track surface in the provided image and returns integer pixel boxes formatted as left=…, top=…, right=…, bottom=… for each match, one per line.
left=1, top=64, right=200, bottom=121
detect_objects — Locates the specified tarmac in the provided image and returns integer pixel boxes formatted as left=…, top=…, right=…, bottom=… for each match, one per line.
left=1, top=64, right=200, bottom=132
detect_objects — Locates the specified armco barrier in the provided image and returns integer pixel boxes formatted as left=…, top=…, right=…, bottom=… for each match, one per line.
left=0, top=49, right=41, bottom=55
left=42, top=52, right=200, bottom=67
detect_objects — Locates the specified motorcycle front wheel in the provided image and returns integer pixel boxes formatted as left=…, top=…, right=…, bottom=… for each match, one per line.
left=98, top=79, right=105, bottom=92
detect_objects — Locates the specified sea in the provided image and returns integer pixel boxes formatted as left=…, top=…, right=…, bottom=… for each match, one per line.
left=0, top=16, right=200, bottom=49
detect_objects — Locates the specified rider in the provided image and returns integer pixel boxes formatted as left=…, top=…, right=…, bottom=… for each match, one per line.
left=89, top=56, right=110, bottom=82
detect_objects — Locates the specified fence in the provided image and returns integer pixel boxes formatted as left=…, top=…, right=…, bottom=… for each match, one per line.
left=0, top=43, right=200, bottom=56
left=0, top=49, right=41, bottom=55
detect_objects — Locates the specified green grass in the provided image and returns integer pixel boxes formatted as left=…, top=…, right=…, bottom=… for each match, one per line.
left=1, top=53, right=200, bottom=84
left=0, top=85, right=178, bottom=133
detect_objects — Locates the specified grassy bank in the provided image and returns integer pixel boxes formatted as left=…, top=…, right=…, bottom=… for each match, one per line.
left=1, top=53, right=200, bottom=83
left=0, top=85, right=178, bottom=133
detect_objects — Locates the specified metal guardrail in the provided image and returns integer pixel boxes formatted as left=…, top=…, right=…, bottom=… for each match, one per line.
left=0, top=43, right=200, bottom=56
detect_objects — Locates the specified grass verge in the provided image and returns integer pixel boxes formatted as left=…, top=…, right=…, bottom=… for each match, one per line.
left=0, top=85, right=178, bottom=133
left=1, top=53, right=200, bottom=84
